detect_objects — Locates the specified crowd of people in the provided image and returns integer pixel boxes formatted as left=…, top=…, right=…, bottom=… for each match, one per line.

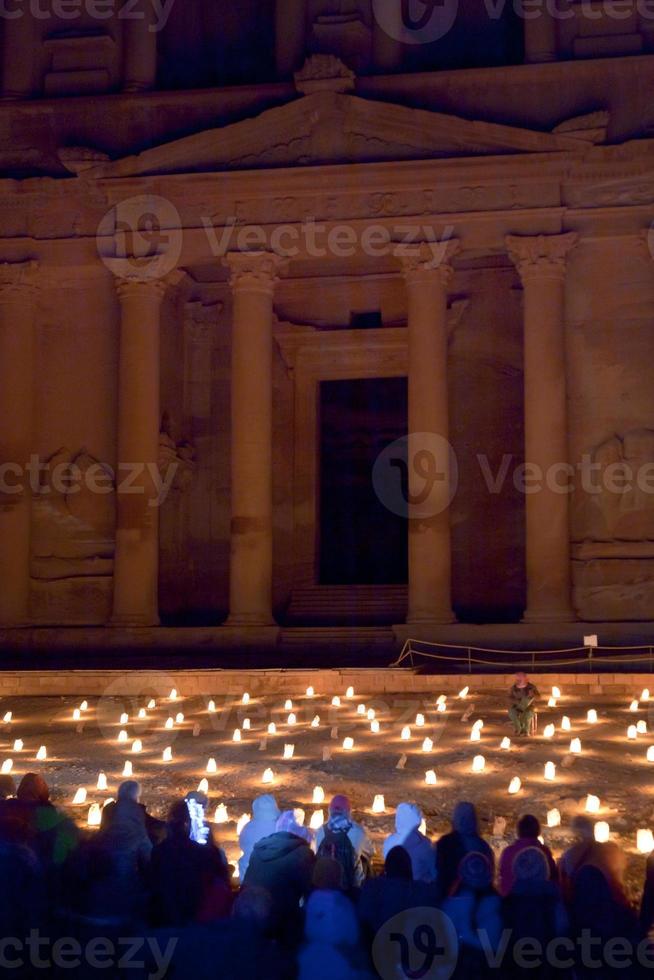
left=0, top=770, right=652, bottom=978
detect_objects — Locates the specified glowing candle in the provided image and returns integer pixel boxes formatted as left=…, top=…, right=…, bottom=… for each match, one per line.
left=569, top=738, right=582, bottom=754
left=500, top=737, right=511, bottom=750
left=416, top=713, right=425, bottom=727
left=547, top=697, right=557, bottom=708
left=131, top=739, right=142, bottom=754
left=118, top=730, right=128, bottom=743
left=36, top=746, right=46, bottom=761
left=547, top=809, right=561, bottom=828
left=310, top=809, right=324, bottom=830
left=544, top=761, right=556, bottom=781
left=242, top=693, right=250, bottom=705
left=138, top=708, right=146, bottom=720
left=12, top=739, right=22, bottom=752
left=552, top=686, right=561, bottom=699
left=169, top=689, right=177, bottom=701
left=543, top=724, right=555, bottom=739
left=306, top=686, right=315, bottom=698
left=120, top=712, right=129, bottom=725
left=458, top=687, right=469, bottom=699
left=508, top=776, right=521, bottom=795
left=630, top=700, right=639, bottom=712
left=243, top=718, right=251, bottom=730
left=122, top=761, right=133, bottom=777
left=207, top=758, right=217, bottom=774
left=372, top=794, right=385, bottom=813
left=283, top=744, right=295, bottom=759
left=367, top=709, right=375, bottom=720
left=561, top=716, right=571, bottom=731
left=401, top=726, right=411, bottom=741
left=73, top=708, right=81, bottom=721
left=425, top=770, right=437, bottom=785
left=346, top=687, right=354, bottom=698
left=470, top=728, right=481, bottom=742
left=472, top=719, right=484, bottom=731
left=236, top=813, right=250, bottom=835
left=284, top=699, right=293, bottom=712
left=311, top=716, right=320, bottom=728
left=647, top=746, right=654, bottom=762
left=637, top=720, right=648, bottom=735
left=162, top=747, right=172, bottom=763
left=371, top=720, right=380, bottom=734
left=262, top=768, right=274, bottom=784
left=208, top=700, right=216, bottom=713
left=595, top=822, right=610, bottom=843
left=587, top=709, right=598, bottom=724
left=214, top=804, right=229, bottom=824
left=80, top=701, right=88, bottom=712
left=638, top=829, right=654, bottom=854
left=1, top=760, right=11, bottom=774
left=165, top=717, right=174, bottom=730
left=313, top=785, right=325, bottom=804
left=586, top=794, right=600, bottom=813
left=2, top=712, right=11, bottom=724
left=175, top=713, right=184, bottom=724
left=87, top=804, right=102, bottom=827
left=268, top=722, right=277, bottom=735
left=197, top=778, right=209, bottom=794
left=287, top=713, right=296, bottom=726
left=422, top=737, right=434, bottom=752
left=472, top=755, right=485, bottom=772
left=436, top=695, right=446, bottom=705
left=437, top=702, right=447, bottom=713
left=357, top=704, right=366, bottom=716
left=331, top=696, right=341, bottom=707
left=147, top=699, right=156, bottom=710
left=628, top=725, right=638, bottom=740
left=97, top=772, right=107, bottom=791
left=342, top=737, right=354, bottom=751
left=233, top=729, right=242, bottom=742
left=642, top=689, right=650, bottom=702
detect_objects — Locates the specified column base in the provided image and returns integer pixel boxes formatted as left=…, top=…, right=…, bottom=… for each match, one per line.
left=521, top=609, right=576, bottom=624
left=109, top=614, right=161, bottom=628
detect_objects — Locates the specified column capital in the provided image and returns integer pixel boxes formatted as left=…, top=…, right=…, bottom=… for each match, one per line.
left=506, top=233, right=578, bottom=283
left=0, top=260, right=38, bottom=297
left=224, top=251, right=287, bottom=296
left=394, top=240, right=461, bottom=287
left=106, top=258, right=185, bottom=300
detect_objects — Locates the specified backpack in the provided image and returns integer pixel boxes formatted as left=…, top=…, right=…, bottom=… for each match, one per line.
left=317, top=825, right=357, bottom=891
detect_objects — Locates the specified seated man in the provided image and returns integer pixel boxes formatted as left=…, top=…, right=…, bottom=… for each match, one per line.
left=508, top=671, right=539, bottom=736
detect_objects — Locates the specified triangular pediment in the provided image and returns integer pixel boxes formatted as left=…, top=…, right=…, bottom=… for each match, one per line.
left=80, top=90, right=586, bottom=179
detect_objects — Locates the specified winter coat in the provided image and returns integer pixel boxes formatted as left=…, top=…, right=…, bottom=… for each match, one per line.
left=383, top=803, right=436, bottom=883
left=238, top=794, right=280, bottom=880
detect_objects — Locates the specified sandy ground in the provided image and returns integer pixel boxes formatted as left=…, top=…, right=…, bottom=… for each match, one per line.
left=0, top=683, right=652, bottom=903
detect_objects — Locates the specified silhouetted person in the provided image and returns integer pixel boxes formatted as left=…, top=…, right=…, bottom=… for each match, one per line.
left=239, top=793, right=280, bottom=880
left=571, top=862, right=644, bottom=979
left=0, top=773, right=78, bottom=874
left=298, top=888, right=373, bottom=980
left=499, top=814, right=557, bottom=896
left=558, top=815, right=601, bottom=902
left=358, top=846, right=438, bottom=944
left=508, top=671, right=540, bottom=736
left=435, top=801, right=493, bottom=899
left=503, top=847, right=569, bottom=980
left=315, top=795, right=374, bottom=890
left=441, top=851, right=502, bottom=979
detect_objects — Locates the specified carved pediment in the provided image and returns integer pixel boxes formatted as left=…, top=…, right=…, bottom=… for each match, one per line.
left=77, top=90, right=587, bottom=180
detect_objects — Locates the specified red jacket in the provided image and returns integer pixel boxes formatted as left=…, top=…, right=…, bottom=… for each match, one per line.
left=499, top=837, right=558, bottom=896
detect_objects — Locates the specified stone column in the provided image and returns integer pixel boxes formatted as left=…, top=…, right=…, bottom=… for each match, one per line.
left=524, top=7, right=558, bottom=63
left=275, top=0, right=307, bottom=76
left=123, top=0, right=158, bottom=92
left=1, top=12, right=35, bottom=99
left=106, top=260, right=180, bottom=626
left=372, top=0, right=404, bottom=71
left=506, top=232, right=578, bottom=622
left=224, top=252, right=285, bottom=626
left=0, top=261, right=38, bottom=626
left=395, top=240, right=460, bottom=625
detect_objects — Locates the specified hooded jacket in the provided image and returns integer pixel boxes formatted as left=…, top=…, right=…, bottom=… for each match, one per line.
left=435, top=802, right=493, bottom=899
left=382, top=803, right=436, bottom=883
left=238, top=794, right=280, bottom=880
left=298, top=890, right=372, bottom=980
left=243, top=830, right=315, bottom=927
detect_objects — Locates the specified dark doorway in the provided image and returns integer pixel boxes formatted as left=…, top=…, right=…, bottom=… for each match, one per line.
left=319, top=378, right=408, bottom=585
